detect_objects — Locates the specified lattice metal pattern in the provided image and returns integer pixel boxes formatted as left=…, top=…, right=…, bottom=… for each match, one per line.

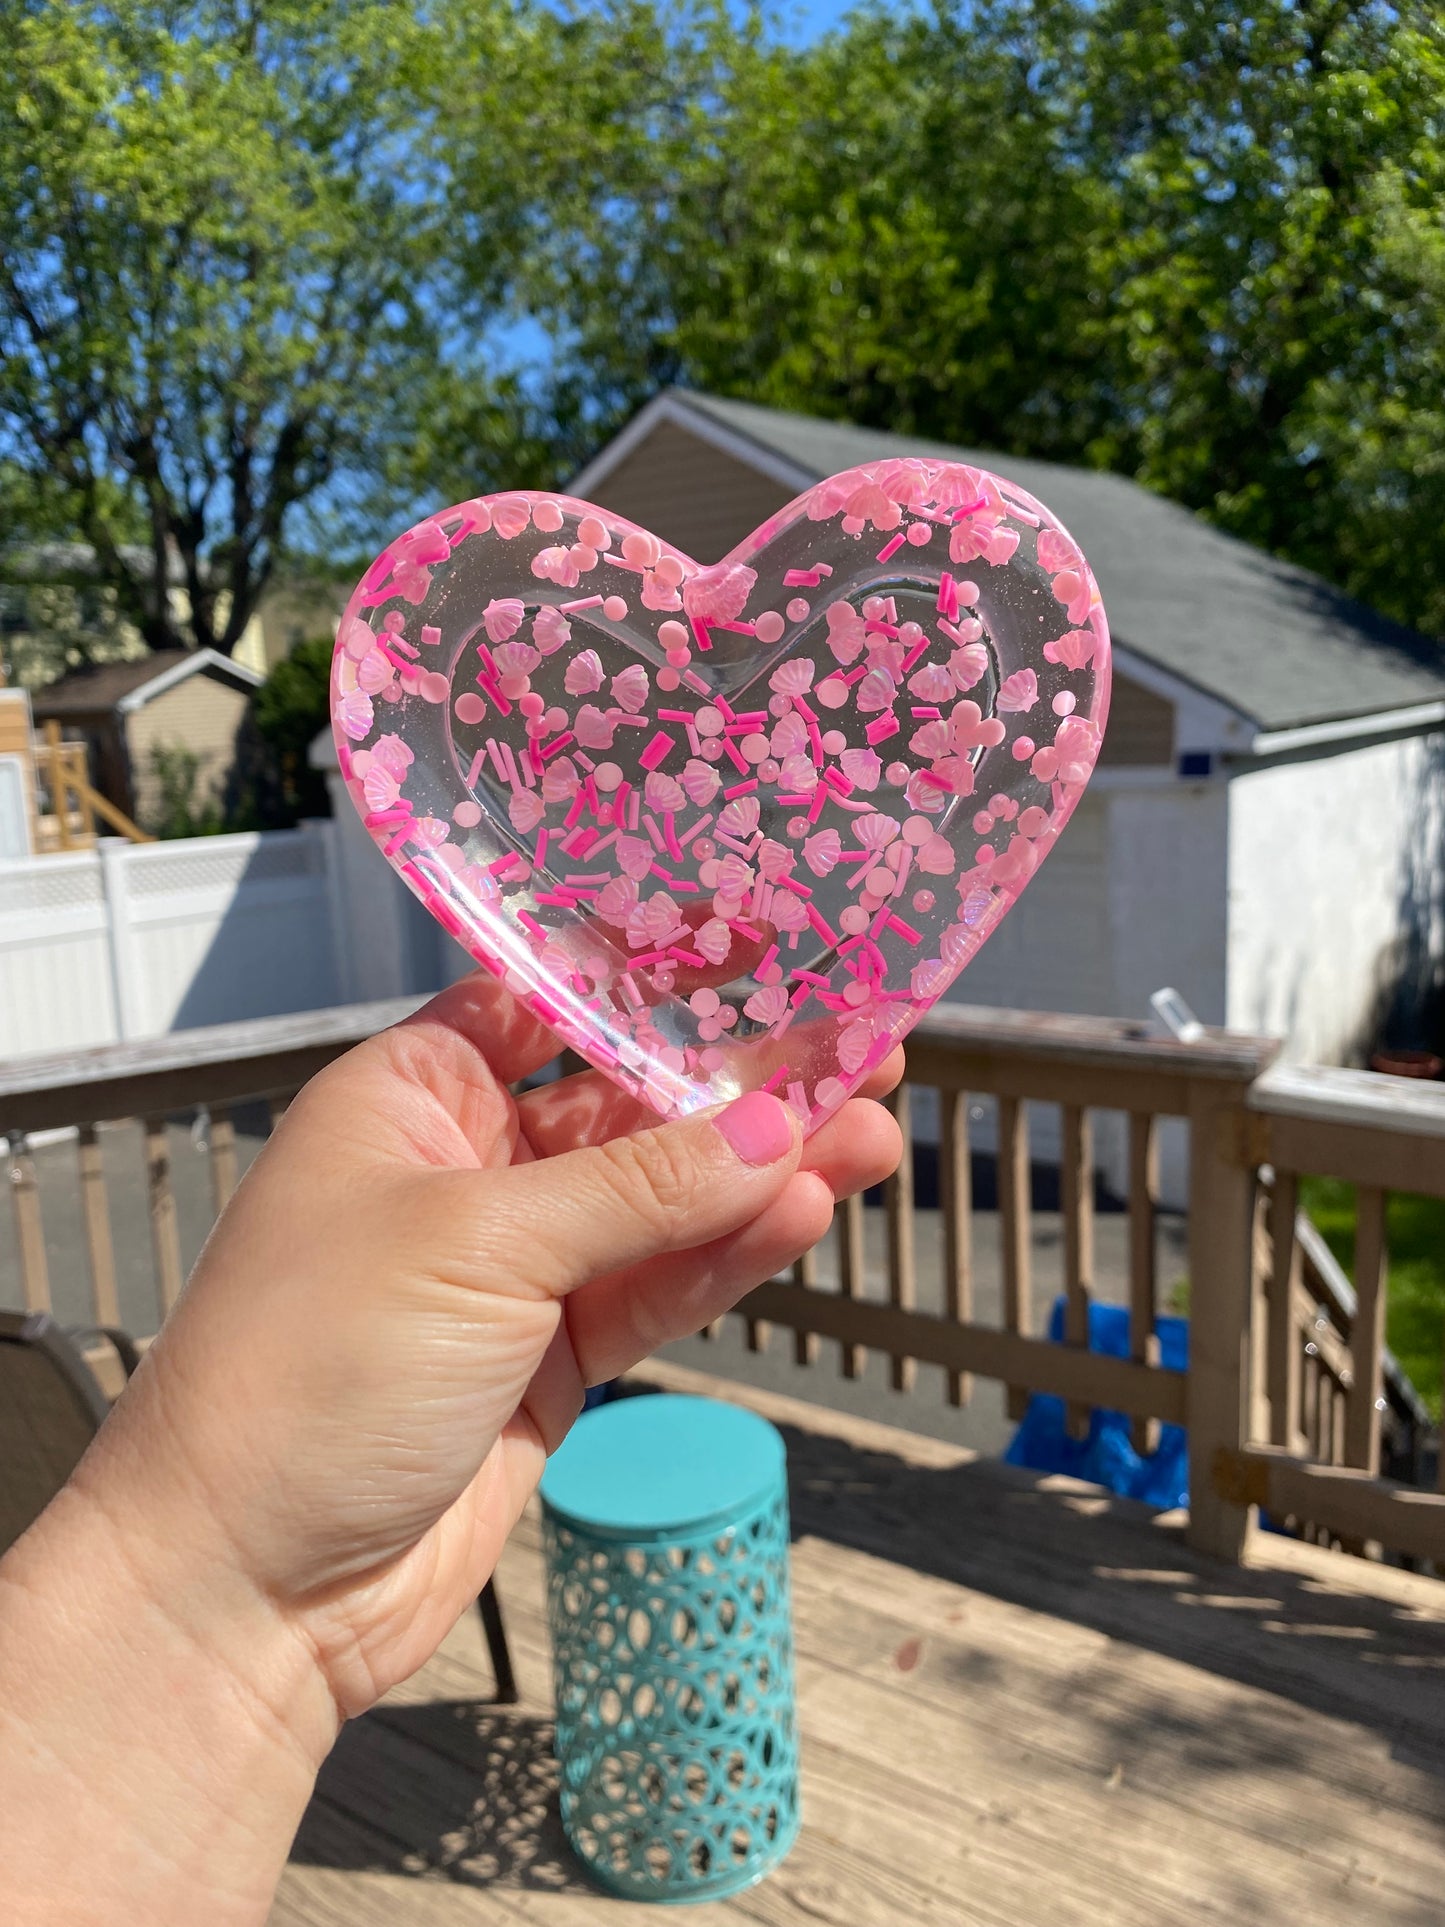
left=543, top=1485, right=799, bottom=1902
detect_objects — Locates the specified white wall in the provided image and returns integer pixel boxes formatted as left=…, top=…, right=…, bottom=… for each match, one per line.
left=0, top=824, right=344, bottom=1059
left=1226, top=732, right=1445, bottom=1064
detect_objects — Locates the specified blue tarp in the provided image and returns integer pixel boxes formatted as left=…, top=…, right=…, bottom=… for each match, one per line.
left=1004, top=1300, right=1190, bottom=1510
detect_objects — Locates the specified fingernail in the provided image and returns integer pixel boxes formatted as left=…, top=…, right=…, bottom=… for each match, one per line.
left=713, top=1091, right=794, bottom=1166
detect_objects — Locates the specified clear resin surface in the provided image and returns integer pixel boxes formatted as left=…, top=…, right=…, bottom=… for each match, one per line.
left=332, top=461, right=1111, bottom=1130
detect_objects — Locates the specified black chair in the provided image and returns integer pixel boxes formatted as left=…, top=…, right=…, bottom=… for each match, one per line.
left=0, top=1311, right=517, bottom=1702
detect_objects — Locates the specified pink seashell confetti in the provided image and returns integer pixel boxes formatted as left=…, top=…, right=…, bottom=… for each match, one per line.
left=333, top=470, right=1109, bottom=1133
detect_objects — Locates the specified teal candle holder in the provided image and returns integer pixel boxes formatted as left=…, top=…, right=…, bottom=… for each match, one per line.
left=539, top=1393, right=799, bottom=1903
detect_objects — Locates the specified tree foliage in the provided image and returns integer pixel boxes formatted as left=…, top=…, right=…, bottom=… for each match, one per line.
left=452, top=0, right=1445, bottom=636
left=0, top=0, right=546, bottom=657
left=5, top=0, right=1445, bottom=654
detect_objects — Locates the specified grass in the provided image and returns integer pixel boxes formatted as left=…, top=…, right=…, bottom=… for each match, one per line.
left=1299, top=1178, right=1445, bottom=1421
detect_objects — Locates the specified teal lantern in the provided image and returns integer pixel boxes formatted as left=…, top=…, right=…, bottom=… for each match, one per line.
left=539, top=1393, right=800, bottom=1902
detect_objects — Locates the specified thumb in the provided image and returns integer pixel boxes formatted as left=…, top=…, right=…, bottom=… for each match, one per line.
left=495, top=1091, right=802, bottom=1297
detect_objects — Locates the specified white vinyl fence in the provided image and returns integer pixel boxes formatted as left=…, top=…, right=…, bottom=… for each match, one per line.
left=0, top=825, right=351, bottom=1058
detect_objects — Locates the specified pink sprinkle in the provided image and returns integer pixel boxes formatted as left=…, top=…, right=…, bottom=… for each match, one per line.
left=565, top=871, right=611, bottom=884
left=900, top=635, right=930, bottom=675
left=389, top=634, right=421, bottom=660
left=732, top=919, right=765, bottom=940
left=464, top=749, right=487, bottom=787
left=865, top=714, right=900, bottom=745
left=722, top=737, right=750, bottom=775
left=865, top=619, right=901, bottom=638
left=823, top=766, right=854, bottom=796
left=690, top=615, right=713, bottom=653
left=716, top=831, right=754, bottom=857
left=499, top=740, right=520, bottom=788
left=758, top=943, right=779, bottom=978
left=805, top=905, right=839, bottom=945
left=563, top=793, right=585, bottom=831
left=839, top=665, right=869, bottom=686
left=639, top=731, right=676, bottom=770
left=603, top=554, right=647, bottom=573
left=793, top=967, right=830, bottom=986
left=657, top=710, right=696, bottom=722
left=716, top=695, right=736, bottom=720
left=487, top=853, right=519, bottom=875
left=613, top=712, right=649, bottom=729
left=668, top=946, right=706, bottom=967
left=679, top=812, right=713, bottom=845
left=937, top=573, right=956, bottom=619
left=724, top=777, right=759, bottom=799
left=534, top=890, right=576, bottom=908
left=876, top=533, right=906, bottom=563
left=663, top=812, right=684, bottom=862
left=627, top=791, right=641, bottom=830
left=806, top=786, right=829, bottom=824
left=541, top=732, right=574, bottom=760
left=642, top=813, right=667, bottom=851
left=613, top=780, right=631, bottom=824
left=682, top=671, right=710, bottom=697
left=911, top=705, right=942, bottom=719
left=938, top=617, right=976, bottom=647
left=560, top=595, right=604, bottom=613
left=806, top=720, right=825, bottom=765
left=629, top=949, right=668, bottom=967
left=715, top=618, right=756, bottom=635
left=886, top=914, right=923, bottom=944
left=762, top=1063, right=791, bottom=1092
left=787, top=1081, right=807, bottom=1115
left=364, top=806, right=410, bottom=829
left=792, top=694, right=819, bottom=724
left=620, top=974, right=644, bottom=1010
left=778, top=874, right=812, bottom=897
left=784, top=567, right=825, bottom=587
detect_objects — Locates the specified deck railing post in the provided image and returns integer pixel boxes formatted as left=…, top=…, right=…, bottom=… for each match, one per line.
left=1185, top=1086, right=1263, bottom=1563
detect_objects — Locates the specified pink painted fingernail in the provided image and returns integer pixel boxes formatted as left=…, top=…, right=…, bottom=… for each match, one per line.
left=713, top=1091, right=794, bottom=1166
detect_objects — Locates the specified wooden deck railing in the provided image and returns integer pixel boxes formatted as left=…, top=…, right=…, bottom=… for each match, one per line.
left=2, top=998, right=1442, bottom=1567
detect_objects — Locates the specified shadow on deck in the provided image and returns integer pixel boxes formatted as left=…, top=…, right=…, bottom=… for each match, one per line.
left=278, top=1363, right=1445, bottom=1927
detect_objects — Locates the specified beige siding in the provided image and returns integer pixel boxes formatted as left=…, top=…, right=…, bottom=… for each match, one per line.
left=1099, top=674, right=1174, bottom=767
left=0, top=690, right=33, bottom=757
left=255, top=580, right=349, bottom=670
left=125, top=673, right=252, bottom=827
left=587, top=419, right=797, bottom=563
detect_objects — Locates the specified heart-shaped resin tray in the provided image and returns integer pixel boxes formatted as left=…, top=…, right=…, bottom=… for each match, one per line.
left=332, top=461, right=1110, bottom=1130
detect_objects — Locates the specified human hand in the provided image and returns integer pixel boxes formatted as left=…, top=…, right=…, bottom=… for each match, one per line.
left=107, top=971, right=902, bottom=1711
left=0, top=974, right=901, bottom=1924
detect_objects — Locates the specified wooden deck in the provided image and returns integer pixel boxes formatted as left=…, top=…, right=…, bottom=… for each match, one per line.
left=272, top=1362, right=1445, bottom=1927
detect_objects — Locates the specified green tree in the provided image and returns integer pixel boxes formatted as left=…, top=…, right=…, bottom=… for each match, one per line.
left=461, top=0, right=1445, bottom=636
left=253, top=634, right=333, bottom=822
left=0, top=0, right=545, bottom=659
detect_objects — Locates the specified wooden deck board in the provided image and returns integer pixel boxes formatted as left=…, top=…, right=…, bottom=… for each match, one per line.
left=271, top=1364, right=1445, bottom=1927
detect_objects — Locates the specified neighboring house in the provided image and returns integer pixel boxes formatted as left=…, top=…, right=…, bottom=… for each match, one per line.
left=0, top=543, right=347, bottom=685
left=569, top=390, right=1445, bottom=1064
left=30, top=650, right=263, bottom=831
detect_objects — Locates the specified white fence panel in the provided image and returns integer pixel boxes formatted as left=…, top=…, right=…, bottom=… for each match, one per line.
left=103, top=828, right=340, bottom=1037
left=0, top=853, right=118, bottom=1056
left=0, top=823, right=347, bottom=1060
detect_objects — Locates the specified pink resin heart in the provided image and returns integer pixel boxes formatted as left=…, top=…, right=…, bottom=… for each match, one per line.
left=332, top=462, right=1111, bottom=1131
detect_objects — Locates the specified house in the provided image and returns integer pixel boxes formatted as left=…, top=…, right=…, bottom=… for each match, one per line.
left=29, top=649, right=263, bottom=832
left=0, top=542, right=347, bottom=687
left=569, top=390, right=1445, bottom=1067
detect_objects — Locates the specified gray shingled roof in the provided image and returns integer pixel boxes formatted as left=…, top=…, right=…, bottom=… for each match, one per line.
left=673, top=390, right=1445, bottom=733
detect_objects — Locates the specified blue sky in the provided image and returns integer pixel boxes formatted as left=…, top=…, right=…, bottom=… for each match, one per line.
left=774, top=0, right=862, bottom=38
